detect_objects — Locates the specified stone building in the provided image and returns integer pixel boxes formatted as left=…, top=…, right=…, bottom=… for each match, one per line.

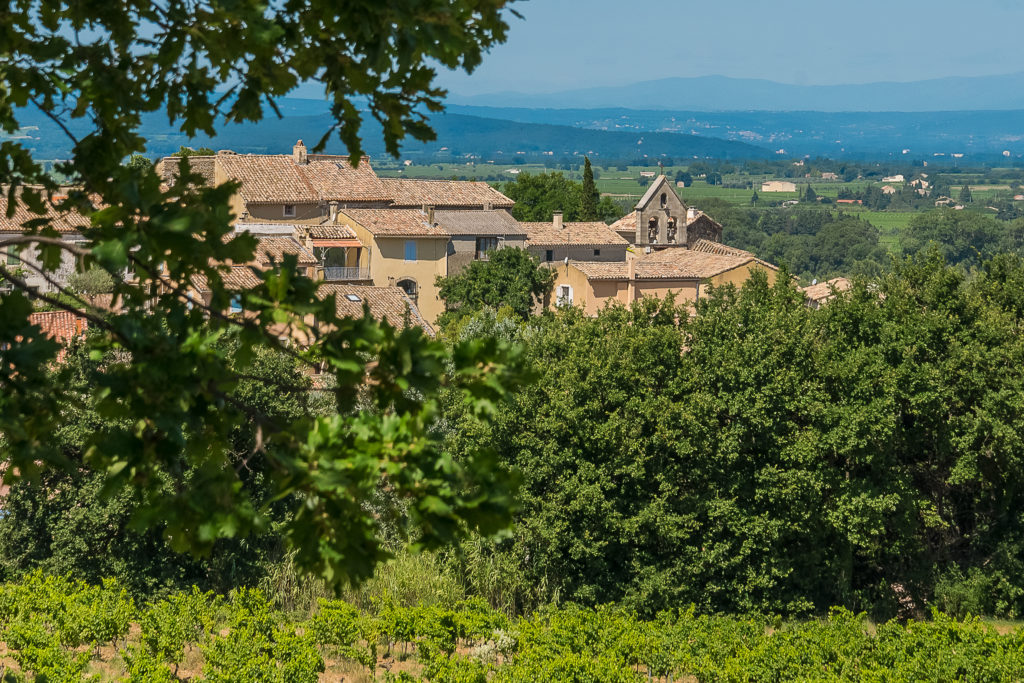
left=432, top=210, right=527, bottom=275
left=523, top=212, right=630, bottom=263
left=609, top=175, right=723, bottom=249
left=546, top=242, right=781, bottom=316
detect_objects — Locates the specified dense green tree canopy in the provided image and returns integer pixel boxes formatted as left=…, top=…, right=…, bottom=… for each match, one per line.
left=503, top=172, right=619, bottom=223
left=443, top=253, right=1024, bottom=618
left=436, top=248, right=555, bottom=324
left=0, top=0, right=521, bottom=587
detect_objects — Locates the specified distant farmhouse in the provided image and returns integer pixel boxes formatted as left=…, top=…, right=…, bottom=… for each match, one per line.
left=761, top=180, right=797, bottom=192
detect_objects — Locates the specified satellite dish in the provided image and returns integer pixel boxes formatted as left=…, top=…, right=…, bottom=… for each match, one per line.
left=812, top=278, right=818, bottom=285
left=563, top=256, right=569, bottom=266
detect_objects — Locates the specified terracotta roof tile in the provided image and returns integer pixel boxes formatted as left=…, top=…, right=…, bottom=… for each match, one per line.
left=339, top=209, right=449, bottom=237
left=565, top=261, right=629, bottom=280
left=638, top=248, right=773, bottom=279
left=0, top=195, right=89, bottom=234
left=433, top=210, right=525, bottom=236
left=215, top=154, right=390, bottom=204
left=190, top=266, right=265, bottom=293
left=233, top=219, right=358, bottom=241
left=155, top=156, right=218, bottom=186
left=381, top=178, right=513, bottom=208
left=522, top=221, right=629, bottom=247
left=305, top=224, right=358, bottom=240
left=253, top=236, right=318, bottom=268
left=318, top=283, right=434, bottom=336
left=689, top=239, right=754, bottom=257
left=29, top=310, right=89, bottom=343
left=801, top=277, right=852, bottom=304
left=609, top=212, right=636, bottom=234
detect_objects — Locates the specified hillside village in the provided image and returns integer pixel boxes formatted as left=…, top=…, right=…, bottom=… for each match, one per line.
left=3, top=141, right=845, bottom=348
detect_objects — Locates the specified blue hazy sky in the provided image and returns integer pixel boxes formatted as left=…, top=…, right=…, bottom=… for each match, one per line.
left=429, top=0, right=1024, bottom=95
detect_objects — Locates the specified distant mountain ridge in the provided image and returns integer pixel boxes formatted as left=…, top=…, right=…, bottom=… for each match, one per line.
left=8, top=104, right=769, bottom=160
left=449, top=73, right=1024, bottom=112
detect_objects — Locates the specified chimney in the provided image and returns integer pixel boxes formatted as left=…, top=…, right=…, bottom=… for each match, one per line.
left=423, top=204, right=435, bottom=225
left=328, top=201, right=339, bottom=222
left=483, top=201, right=493, bottom=211
left=687, top=207, right=699, bottom=220
left=553, top=211, right=563, bottom=230
left=302, top=227, right=313, bottom=251
left=293, top=139, right=308, bottom=165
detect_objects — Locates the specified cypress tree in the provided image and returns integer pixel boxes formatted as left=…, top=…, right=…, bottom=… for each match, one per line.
left=959, top=184, right=973, bottom=203
left=581, top=156, right=598, bottom=220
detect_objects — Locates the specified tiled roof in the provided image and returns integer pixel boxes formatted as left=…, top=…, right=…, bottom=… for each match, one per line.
left=801, top=277, right=852, bottom=304
left=305, top=224, right=358, bottom=240
left=638, top=248, right=771, bottom=279
left=254, top=236, right=318, bottom=267
left=339, top=209, right=449, bottom=237
left=155, top=156, right=218, bottom=186
left=318, top=283, right=434, bottom=336
left=234, top=218, right=358, bottom=241
left=689, top=239, right=754, bottom=257
left=190, top=266, right=265, bottom=292
left=566, top=261, right=629, bottom=280
left=0, top=195, right=89, bottom=233
left=609, top=212, right=636, bottom=234
left=381, top=178, right=514, bottom=208
left=433, top=210, right=525, bottom=236
left=522, top=221, right=629, bottom=247
left=29, top=310, right=89, bottom=342
left=216, top=154, right=390, bottom=204
left=686, top=212, right=723, bottom=230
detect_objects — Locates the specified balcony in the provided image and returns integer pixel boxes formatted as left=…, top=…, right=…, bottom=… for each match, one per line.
left=322, top=266, right=371, bottom=281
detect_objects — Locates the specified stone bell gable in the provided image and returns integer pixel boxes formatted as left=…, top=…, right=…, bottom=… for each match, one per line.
left=628, top=175, right=722, bottom=249
left=635, top=175, right=688, bottom=247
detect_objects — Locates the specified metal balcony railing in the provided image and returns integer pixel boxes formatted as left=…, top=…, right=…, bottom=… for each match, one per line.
left=322, top=266, right=371, bottom=281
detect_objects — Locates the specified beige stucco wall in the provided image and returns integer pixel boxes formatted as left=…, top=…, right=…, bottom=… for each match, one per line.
left=633, top=280, right=700, bottom=305
left=547, top=265, right=702, bottom=316
left=546, top=259, right=779, bottom=317
left=707, top=262, right=779, bottom=289
left=341, top=220, right=448, bottom=324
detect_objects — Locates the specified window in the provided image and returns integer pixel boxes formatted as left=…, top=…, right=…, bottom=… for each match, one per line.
left=593, top=249, right=601, bottom=257
left=545, top=249, right=553, bottom=262
left=397, top=278, right=418, bottom=302
left=5, top=245, right=20, bottom=267
left=229, top=295, right=243, bottom=314
left=475, top=236, right=498, bottom=259
left=404, top=240, right=417, bottom=262
left=344, top=294, right=361, bottom=302
left=283, top=204, right=296, bottom=217
left=557, top=285, right=573, bottom=306
left=660, top=192, right=667, bottom=208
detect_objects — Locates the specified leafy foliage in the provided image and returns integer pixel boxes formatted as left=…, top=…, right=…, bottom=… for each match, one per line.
left=443, top=253, right=1024, bottom=618
left=503, top=171, right=619, bottom=222
left=436, top=247, right=555, bottom=323
left=0, top=0, right=522, bottom=589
